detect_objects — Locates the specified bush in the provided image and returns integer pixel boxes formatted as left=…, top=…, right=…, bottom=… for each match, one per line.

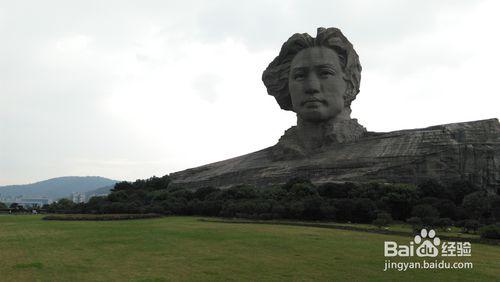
left=372, top=212, right=393, bottom=228
left=435, top=218, right=453, bottom=231
left=193, top=186, right=220, bottom=201
left=412, top=204, right=439, bottom=218
left=333, top=199, right=354, bottom=222
left=379, top=184, right=419, bottom=220
left=285, top=201, right=305, bottom=219
left=449, top=181, right=478, bottom=204
left=462, top=191, right=491, bottom=219
left=320, top=201, right=336, bottom=220
left=489, top=195, right=500, bottom=222
left=407, top=216, right=423, bottom=232
left=479, top=224, right=500, bottom=239
left=418, top=179, right=448, bottom=198
left=351, top=198, right=377, bottom=223
left=217, top=185, right=259, bottom=201
left=43, top=213, right=162, bottom=221
left=435, top=199, right=457, bottom=219
left=317, top=182, right=355, bottom=199
left=282, top=178, right=313, bottom=191
left=462, top=219, right=481, bottom=233
left=301, top=196, right=323, bottom=219
left=287, top=183, right=319, bottom=200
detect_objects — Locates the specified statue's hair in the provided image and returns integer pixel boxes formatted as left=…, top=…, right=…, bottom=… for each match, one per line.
left=262, top=27, right=362, bottom=111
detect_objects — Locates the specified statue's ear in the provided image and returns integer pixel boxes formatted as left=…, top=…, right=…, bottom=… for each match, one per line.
left=343, top=82, right=355, bottom=108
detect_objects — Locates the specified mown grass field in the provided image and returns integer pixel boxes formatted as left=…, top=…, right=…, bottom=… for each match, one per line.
left=0, top=215, right=499, bottom=281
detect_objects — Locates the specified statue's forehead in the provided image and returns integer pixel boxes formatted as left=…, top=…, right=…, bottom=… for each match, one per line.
left=291, top=47, right=340, bottom=68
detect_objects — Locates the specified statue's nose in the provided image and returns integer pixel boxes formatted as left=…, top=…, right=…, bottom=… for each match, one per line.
left=304, top=73, right=320, bottom=95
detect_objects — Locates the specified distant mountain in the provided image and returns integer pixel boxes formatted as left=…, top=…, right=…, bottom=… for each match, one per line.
left=85, top=184, right=115, bottom=199
left=0, top=176, right=119, bottom=200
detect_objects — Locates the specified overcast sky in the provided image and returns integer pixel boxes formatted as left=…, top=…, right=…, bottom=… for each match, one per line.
left=1, top=0, right=499, bottom=185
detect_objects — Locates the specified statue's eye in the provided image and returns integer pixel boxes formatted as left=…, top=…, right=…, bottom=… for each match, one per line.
left=293, top=73, right=305, bottom=81
left=319, top=69, right=335, bottom=78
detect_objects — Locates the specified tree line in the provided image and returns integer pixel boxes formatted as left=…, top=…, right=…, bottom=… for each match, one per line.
left=39, top=175, right=499, bottom=230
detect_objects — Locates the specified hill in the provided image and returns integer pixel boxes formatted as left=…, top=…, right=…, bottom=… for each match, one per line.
left=85, top=184, right=115, bottom=198
left=0, top=176, right=119, bottom=200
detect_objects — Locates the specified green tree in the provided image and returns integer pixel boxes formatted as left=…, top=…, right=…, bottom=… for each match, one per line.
left=407, top=217, right=423, bottom=232
left=412, top=204, right=439, bottom=218
left=380, top=184, right=419, bottom=220
left=435, top=199, right=458, bottom=219
left=412, top=204, right=439, bottom=226
left=462, top=219, right=481, bottom=233
left=479, top=224, right=500, bottom=239
left=449, top=181, right=479, bottom=204
left=372, top=212, right=393, bottom=229
left=462, top=191, right=491, bottom=220
left=351, top=198, right=377, bottom=223
left=287, top=183, right=318, bottom=200
left=491, top=196, right=500, bottom=222
left=435, top=218, right=453, bottom=231
left=318, top=182, right=355, bottom=198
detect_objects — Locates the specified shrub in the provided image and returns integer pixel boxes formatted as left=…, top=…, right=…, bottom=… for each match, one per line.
left=479, top=224, right=500, bottom=239
left=462, top=219, right=481, bottom=233
left=320, top=201, right=336, bottom=220
left=411, top=204, right=439, bottom=227
left=379, top=185, right=419, bottom=220
left=462, top=191, right=491, bottom=219
left=333, top=199, right=354, bottom=222
left=351, top=198, right=377, bottom=223
left=317, top=182, right=355, bottom=199
left=193, top=186, right=219, bottom=201
left=435, top=199, right=457, bottom=219
left=407, top=216, right=423, bottom=232
left=287, top=183, right=319, bottom=200
left=488, top=195, right=500, bottom=222
left=282, top=178, right=313, bottom=191
left=449, top=180, right=479, bottom=204
left=418, top=179, right=447, bottom=198
left=217, top=185, right=259, bottom=201
left=435, top=218, right=454, bottom=231
left=195, top=200, right=222, bottom=216
left=43, top=213, right=162, bottom=221
left=372, top=212, right=393, bottom=228
left=285, top=201, right=305, bottom=219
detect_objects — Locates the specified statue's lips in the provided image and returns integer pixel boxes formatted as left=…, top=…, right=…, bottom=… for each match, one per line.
left=301, top=99, right=325, bottom=107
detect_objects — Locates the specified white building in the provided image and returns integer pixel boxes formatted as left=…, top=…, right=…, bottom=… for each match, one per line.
left=2, top=196, right=52, bottom=208
left=71, top=192, right=85, bottom=203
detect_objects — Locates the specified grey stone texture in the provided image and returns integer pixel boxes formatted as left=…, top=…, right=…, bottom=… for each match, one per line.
left=170, top=28, right=500, bottom=191
left=170, top=119, right=500, bottom=190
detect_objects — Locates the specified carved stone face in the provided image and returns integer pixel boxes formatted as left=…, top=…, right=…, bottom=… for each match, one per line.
left=289, top=47, right=347, bottom=123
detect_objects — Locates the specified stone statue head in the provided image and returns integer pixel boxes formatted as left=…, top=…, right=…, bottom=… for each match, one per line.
left=262, top=27, right=361, bottom=123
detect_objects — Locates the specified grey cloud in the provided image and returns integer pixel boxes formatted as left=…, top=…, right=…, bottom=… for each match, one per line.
left=0, top=0, right=493, bottom=185
left=193, top=0, right=478, bottom=50
left=193, top=73, right=222, bottom=103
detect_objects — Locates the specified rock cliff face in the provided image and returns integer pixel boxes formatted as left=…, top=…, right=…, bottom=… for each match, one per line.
left=170, top=119, right=500, bottom=191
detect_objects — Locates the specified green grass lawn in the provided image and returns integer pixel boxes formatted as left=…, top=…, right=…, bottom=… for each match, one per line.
left=0, top=215, right=498, bottom=281
left=329, top=222, right=481, bottom=239
left=204, top=219, right=482, bottom=240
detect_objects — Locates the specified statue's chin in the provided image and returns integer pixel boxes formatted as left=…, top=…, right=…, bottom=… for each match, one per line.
left=298, top=110, right=336, bottom=124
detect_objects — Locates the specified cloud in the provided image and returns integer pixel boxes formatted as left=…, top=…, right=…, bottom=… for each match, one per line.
left=0, top=0, right=498, bottom=185
left=353, top=0, right=500, bottom=131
